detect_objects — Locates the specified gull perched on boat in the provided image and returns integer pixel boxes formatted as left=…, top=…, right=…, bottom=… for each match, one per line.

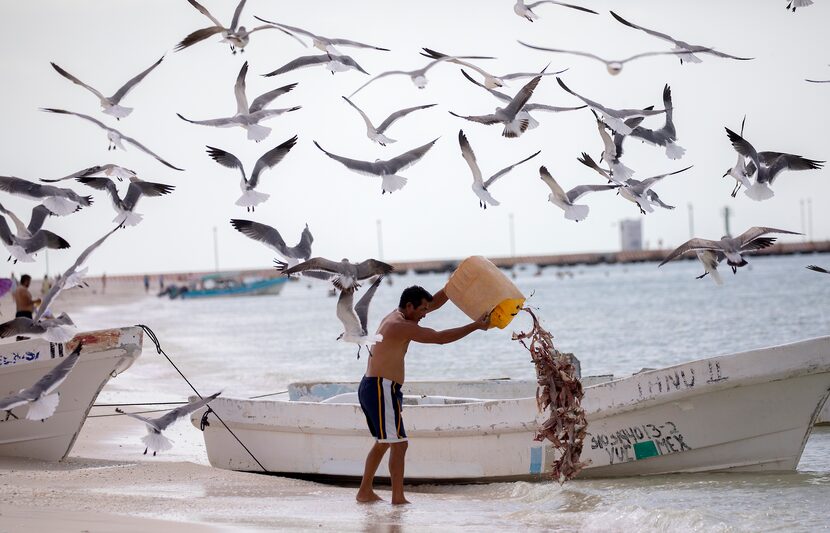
left=0, top=343, right=82, bottom=422
left=253, top=16, right=390, bottom=55
left=341, top=97, right=436, bottom=146
left=314, top=138, right=438, bottom=194
left=0, top=226, right=120, bottom=342
left=262, top=53, right=369, bottom=77
left=177, top=62, right=300, bottom=142
left=336, top=275, right=385, bottom=358
left=175, top=0, right=303, bottom=54
left=449, top=76, right=542, bottom=138
left=538, top=166, right=619, bottom=222
left=230, top=219, right=313, bottom=269
left=514, top=0, right=598, bottom=21
left=0, top=202, right=54, bottom=239
left=626, top=85, right=685, bottom=160
left=459, top=69, right=582, bottom=130
left=659, top=227, right=801, bottom=273
left=0, top=214, right=69, bottom=263
left=40, top=108, right=184, bottom=171
left=348, top=53, right=494, bottom=97
left=40, top=164, right=137, bottom=183
left=279, top=257, right=394, bottom=292
left=722, top=116, right=753, bottom=197
left=609, top=12, right=753, bottom=65
left=0, top=176, right=93, bottom=216
left=116, top=392, right=221, bottom=455
left=206, top=135, right=298, bottom=211
left=458, top=129, right=540, bottom=208
left=555, top=78, right=666, bottom=135
left=519, top=41, right=706, bottom=76
left=76, top=177, right=175, bottom=227
left=619, top=166, right=692, bottom=214
left=806, top=265, right=829, bottom=274
left=725, top=127, right=824, bottom=201
left=50, top=57, right=164, bottom=120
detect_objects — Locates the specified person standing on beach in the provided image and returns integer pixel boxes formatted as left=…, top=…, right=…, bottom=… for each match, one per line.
left=356, top=285, right=489, bottom=505
left=12, top=274, right=41, bottom=341
left=144, top=274, right=150, bottom=294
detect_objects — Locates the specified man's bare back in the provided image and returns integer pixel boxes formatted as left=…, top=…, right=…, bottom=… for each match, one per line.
left=366, top=309, right=413, bottom=384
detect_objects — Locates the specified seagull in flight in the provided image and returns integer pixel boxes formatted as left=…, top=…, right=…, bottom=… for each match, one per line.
left=314, top=138, right=438, bottom=194
left=458, top=129, right=540, bottom=208
left=348, top=53, right=494, bottom=97
left=230, top=219, right=313, bottom=269
left=206, top=135, right=298, bottom=212
left=262, top=53, right=369, bottom=77
left=659, top=227, right=801, bottom=273
left=610, top=12, right=753, bottom=65
left=591, top=110, right=635, bottom=180
left=0, top=176, right=93, bottom=216
left=806, top=265, right=829, bottom=274
left=279, top=257, right=394, bottom=292
left=176, top=0, right=303, bottom=54
left=177, top=61, right=300, bottom=142
left=117, top=392, right=221, bottom=455
left=694, top=250, right=724, bottom=285
left=40, top=164, right=138, bottom=183
left=50, top=57, right=164, bottom=120
left=40, top=108, right=184, bottom=171
left=0, top=343, right=83, bottom=421
left=336, top=275, right=385, bottom=358
left=519, top=41, right=705, bottom=76
left=555, top=78, right=666, bottom=134
left=459, top=69, right=581, bottom=130
left=625, top=85, right=685, bottom=160
left=0, top=214, right=69, bottom=264
left=619, top=166, right=692, bottom=214
left=253, top=16, right=390, bottom=55
left=725, top=127, right=824, bottom=201
left=787, top=0, right=814, bottom=11
left=341, top=97, right=436, bottom=146
left=0, top=203, right=55, bottom=240
left=514, top=0, right=598, bottom=21
left=722, top=116, right=752, bottom=197
left=76, top=176, right=175, bottom=227
left=538, top=166, right=619, bottom=222
left=421, top=48, right=536, bottom=89
left=449, top=76, right=542, bottom=138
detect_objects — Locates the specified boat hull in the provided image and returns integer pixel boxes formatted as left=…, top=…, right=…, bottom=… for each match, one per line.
left=180, top=277, right=287, bottom=299
left=194, top=337, right=830, bottom=480
left=0, top=327, right=143, bottom=461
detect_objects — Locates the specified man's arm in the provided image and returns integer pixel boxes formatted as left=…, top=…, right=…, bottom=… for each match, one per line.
left=426, top=288, right=449, bottom=314
left=397, top=316, right=488, bottom=345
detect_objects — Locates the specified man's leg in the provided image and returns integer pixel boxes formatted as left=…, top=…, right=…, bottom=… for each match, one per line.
left=356, top=441, right=389, bottom=503
left=388, top=441, right=410, bottom=505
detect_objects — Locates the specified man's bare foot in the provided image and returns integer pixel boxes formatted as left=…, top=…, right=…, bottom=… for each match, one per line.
left=391, top=496, right=411, bottom=505
left=356, top=490, right=384, bottom=503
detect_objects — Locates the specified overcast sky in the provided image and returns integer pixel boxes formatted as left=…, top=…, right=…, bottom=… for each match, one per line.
left=0, top=0, right=827, bottom=277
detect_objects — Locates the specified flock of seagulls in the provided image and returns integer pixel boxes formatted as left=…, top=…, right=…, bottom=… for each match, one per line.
left=0, top=1, right=826, bottom=454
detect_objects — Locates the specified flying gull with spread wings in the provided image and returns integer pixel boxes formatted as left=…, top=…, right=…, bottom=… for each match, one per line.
left=619, top=166, right=692, bottom=215
left=50, top=56, right=164, bottom=119
left=206, top=135, right=298, bottom=211
left=230, top=219, right=313, bottom=269
left=253, top=16, right=389, bottom=54
left=458, top=129, right=540, bottom=208
left=76, top=176, right=175, bottom=227
left=513, top=0, right=597, bottom=21
left=0, top=176, right=92, bottom=216
left=341, top=97, right=436, bottom=146
left=0, top=202, right=55, bottom=240
left=40, top=164, right=138, bottom=183
left=449, top=75, right=542, bottom=138
left=336, top=275, right=385, bottom=358
left=538, top=166, right=619, bottom=222
left=263, top=53, right=369, bottom=77
left=177, top=62, right=300, bottom=142
left=279, top=257, right=394, bottom=292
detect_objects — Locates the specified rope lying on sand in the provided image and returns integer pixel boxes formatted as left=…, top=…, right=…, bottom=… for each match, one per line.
left=512, top=307, right=589, bottom=482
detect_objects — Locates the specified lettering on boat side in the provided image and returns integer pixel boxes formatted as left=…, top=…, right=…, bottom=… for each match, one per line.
left=706, top=361, right=728, bottom=383
left=636, top=368, right=698, bottom=398
left=589, top=421, right=691, bottom=465
left=0, top=351, right=40, bottom=367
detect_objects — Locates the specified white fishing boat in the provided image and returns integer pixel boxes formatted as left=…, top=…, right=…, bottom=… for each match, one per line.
left=0, top=326, right=143, bottom=461
left=193, top=336, right=830, bottom=480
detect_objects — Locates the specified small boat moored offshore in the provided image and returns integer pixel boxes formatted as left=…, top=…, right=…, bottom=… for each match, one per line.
left=0, top=327, right=143, bottom=461
left=164, top=274, right=287, bottom=299
left=193, top=336, right=830, bottom=481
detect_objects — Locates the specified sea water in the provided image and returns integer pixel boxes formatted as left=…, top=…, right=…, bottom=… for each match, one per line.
left=74, top=252, right=830, bottom=531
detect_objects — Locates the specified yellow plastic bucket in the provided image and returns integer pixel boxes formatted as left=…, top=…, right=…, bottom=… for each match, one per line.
left=444, top=256, right=525, bottom=329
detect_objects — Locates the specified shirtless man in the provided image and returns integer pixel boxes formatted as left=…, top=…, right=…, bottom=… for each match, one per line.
left=12, top=274, right=41, bottom=341
left=356, top=285, right=489, bottom=505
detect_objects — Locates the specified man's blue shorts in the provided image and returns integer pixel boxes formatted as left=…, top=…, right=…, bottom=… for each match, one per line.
left=358, top=375, right=407, bottom=443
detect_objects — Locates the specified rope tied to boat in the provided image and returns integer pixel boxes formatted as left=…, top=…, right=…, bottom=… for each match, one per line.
left=135, top=324, right=269, bottom=473
left=512, top=308, right=590, bottom=482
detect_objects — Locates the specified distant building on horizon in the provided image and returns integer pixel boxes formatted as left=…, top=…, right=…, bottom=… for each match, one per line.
left=620, top=219, right=643, bottom=251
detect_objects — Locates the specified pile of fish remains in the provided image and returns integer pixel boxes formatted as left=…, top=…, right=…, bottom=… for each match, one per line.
left=512, top=307, right=589, bottom=482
